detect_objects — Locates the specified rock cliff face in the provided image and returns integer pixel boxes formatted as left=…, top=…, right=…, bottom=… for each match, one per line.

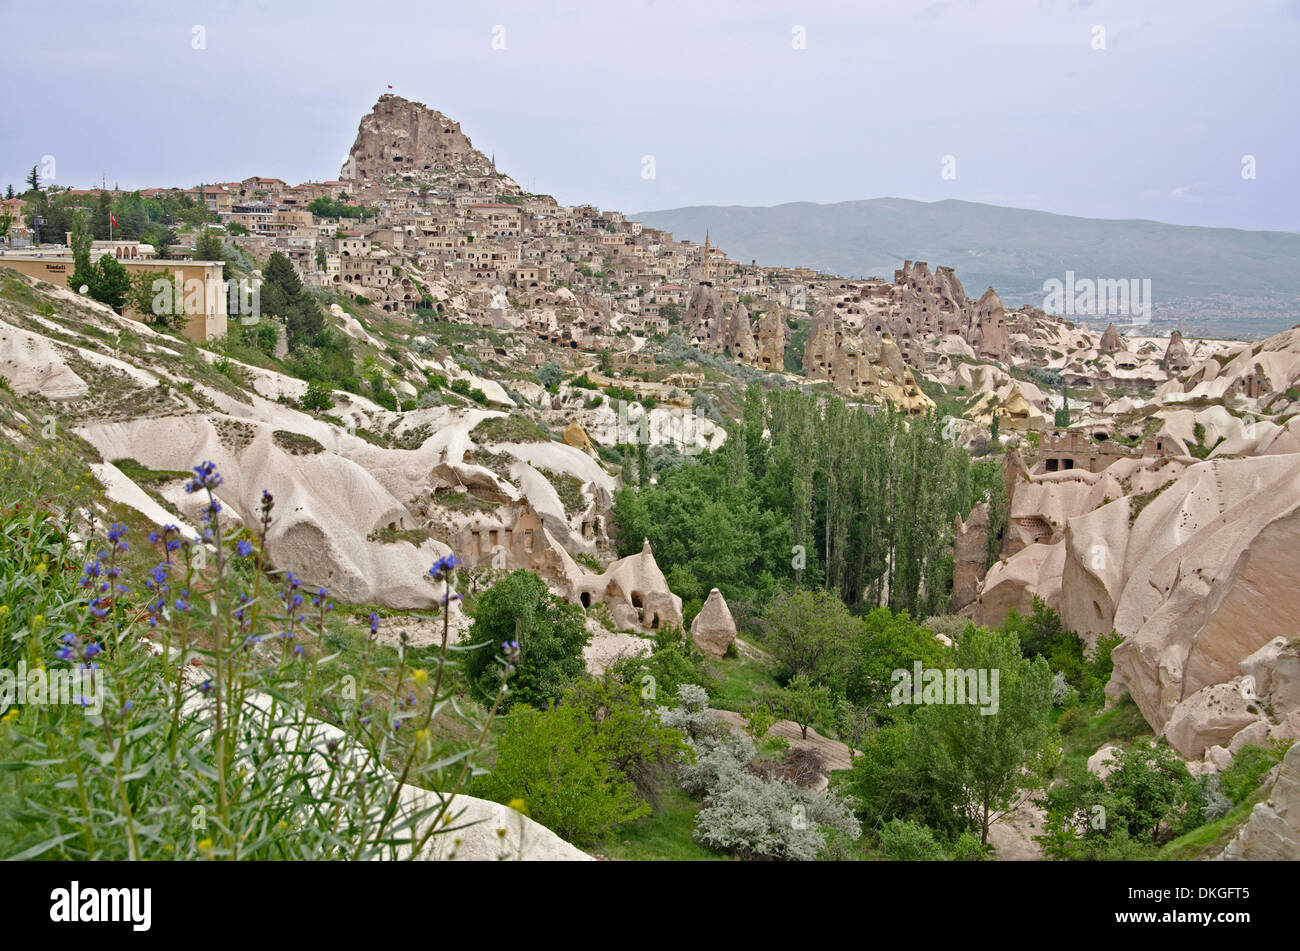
left=344, top=94, right=509, bottom=185
left=951, top=503, right=989, bottom=614
left=1057, top=454, right=1300, bottom=759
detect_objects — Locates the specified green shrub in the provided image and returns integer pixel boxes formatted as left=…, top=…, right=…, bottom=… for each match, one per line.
left=1220, top=742, right=1292, bottom=804
left=472, top=706, right=641, bottom=843
left=463, top=570, right=589, bottom=709
left=299, top=380, right=334, bottom=412
left=272, top=430, right=325, bottom=455
left=877, top=819, right=946, bottom=860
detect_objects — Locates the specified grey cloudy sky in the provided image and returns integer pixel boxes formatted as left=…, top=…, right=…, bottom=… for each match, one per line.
left=3, top=0, right=1298, bottom=231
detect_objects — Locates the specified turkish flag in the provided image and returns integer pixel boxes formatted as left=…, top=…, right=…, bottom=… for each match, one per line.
left=110, top=212, right=118, bottom=226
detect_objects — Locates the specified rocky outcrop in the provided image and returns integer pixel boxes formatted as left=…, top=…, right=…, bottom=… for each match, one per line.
left=720, top=301, right=758, bottom=362
left=684, top=284, right=725, bottom=346
left=951, top=503, right=989, bottom=614
left=972, top=287, right=1010, bottom=362
left=803, top=312, right=933, bottom=414
left=0, top=318, right=89, bottom=399
left=754, top=303, right=788, bottom=371
left=344, top=94, right=504, bottom=184
left=691, top=588, right=737, bottom=657
left=569, top=537, right=683, bottom=634
left=978, top=541, right=1064, bottom=629
left=1099, top=322, right=1123, bottom=353
left=1163, top=330, right=1191, bottom=373
left=1087, top=743, right=1121, bottom=780
left=562, top=421, right=598, bottom=458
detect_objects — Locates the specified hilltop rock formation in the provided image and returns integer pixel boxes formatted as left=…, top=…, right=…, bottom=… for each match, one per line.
left=691, top=588, right=737, bottom=657
left=754, top=304, right=789, bottom=371
left=567, top=538, right=684, bottom=634
left=1163, top=330, right=1191, bottom=373
left=344, top=94, right=512, bottom=187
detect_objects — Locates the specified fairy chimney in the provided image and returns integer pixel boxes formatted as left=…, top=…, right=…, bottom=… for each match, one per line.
left=690, top=588, right=737, bottom=657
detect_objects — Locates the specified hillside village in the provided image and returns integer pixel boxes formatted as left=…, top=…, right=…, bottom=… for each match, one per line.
left=2, top=94, right=1299, bottom=864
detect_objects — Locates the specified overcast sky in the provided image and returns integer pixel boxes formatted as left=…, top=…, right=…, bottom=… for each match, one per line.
left=3, top=0, right=1297, bottom=232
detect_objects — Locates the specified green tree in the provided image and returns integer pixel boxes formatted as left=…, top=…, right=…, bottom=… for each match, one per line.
left=25, top=165, right=39, bottom=192
left=262, top=251, right=324, bottom=350
left=1054, top=387, right=1071, bottom=428
left=195, top=227, right=225, bottom=261
left=128, top=270, right=181, bottom=329
left=89, top=254, right=132, bottom=313
left=465, top=570, right=590, bottom=709
left=847, top=607, right=952, bottom=715
left=560, top=674, right=689, bottom=806
left=68, top=212, right=94, bottom=291
left=846, top=719, right=968, bottom=838
left=916, top=626, right=1056, bottom=845
left=151, top=227, right=177, bottom=260
left=92, top=189, right=113, bottom=239
left=1104, top=738, right=1201, bottom=841
left=779, top=672, right=833, bottom=740
left=759, top=587, right=858, bottom=687
left=299, top=381, right=334, bottom=412
left=876, top=818, right=947, bottom=860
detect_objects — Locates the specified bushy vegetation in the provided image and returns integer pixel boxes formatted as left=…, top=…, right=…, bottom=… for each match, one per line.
left=0, top=444, right=499, bottom=859
left=660, top=685, right=861, bottom=859
left=473, top=675, right=689, bottom=843
left=463, top=570, right=589, bottom=709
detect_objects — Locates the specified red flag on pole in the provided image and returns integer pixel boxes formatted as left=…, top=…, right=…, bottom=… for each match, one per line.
left=387, top=84, right=393, bottom=89
left=110, top=212, right=118, bottom=226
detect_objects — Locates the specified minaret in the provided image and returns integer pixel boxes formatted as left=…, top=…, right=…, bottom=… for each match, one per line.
left=703, top=231, right=712, bottom=283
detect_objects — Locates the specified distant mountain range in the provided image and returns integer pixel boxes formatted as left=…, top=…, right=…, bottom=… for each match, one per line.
left=634, top=198, right=1300, bottom=328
